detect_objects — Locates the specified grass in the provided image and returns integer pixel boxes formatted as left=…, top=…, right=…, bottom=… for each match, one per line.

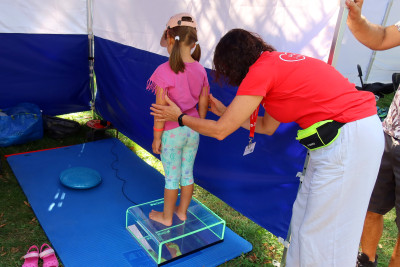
left=0, top=93, right=397, bottom=266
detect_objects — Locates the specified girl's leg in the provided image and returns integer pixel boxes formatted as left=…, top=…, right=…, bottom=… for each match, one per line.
left=149, top=128, right=184, bottom=226
left=176, top=184, right=194, bottom=221
left=149, top=188, right=178, bottom=226
left=176, top=127, right=199, bottom=221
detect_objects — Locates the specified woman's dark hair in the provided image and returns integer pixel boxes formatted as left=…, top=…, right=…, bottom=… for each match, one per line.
left=168, top=24, right=201, bottom=74
left=213, top=29, right=276, bottom=86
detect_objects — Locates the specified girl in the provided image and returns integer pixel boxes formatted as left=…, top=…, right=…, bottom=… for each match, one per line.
left=146, top=13, right=209, bottom=226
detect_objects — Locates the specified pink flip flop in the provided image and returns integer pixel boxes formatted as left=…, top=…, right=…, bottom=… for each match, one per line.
left=39, top=243, right=59, bottom=267
left=22, top=245, right=39, bottom=267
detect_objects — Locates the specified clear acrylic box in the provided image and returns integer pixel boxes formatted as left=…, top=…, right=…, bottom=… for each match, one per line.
left=126, top=196, right=226, bottom=265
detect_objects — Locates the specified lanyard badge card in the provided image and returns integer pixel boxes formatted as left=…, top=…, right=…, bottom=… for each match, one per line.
left=243, top=105, right=259, bottom=156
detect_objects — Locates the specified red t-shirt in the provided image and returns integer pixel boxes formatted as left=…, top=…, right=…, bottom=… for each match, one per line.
left=237, top=51, right=377, bottom=129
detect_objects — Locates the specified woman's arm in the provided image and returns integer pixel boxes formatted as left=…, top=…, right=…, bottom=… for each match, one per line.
left=240, top=111, right=280, bottom=135
left=209, top=93, right=279, bottom=135
left=151, top=94, right=264, bottom=140
left=198, top=86, right=209, bottom=119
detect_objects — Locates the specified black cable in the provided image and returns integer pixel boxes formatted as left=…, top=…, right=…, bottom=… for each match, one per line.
left=110, top=139, right=137, bottom=205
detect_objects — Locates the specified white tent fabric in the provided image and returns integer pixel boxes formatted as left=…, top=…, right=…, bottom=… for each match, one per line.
left=92, top=0, right=399, bottom=84
left=1, top=0, right=397, bottom=88
left=0, top=0, right=87, bottom=34
left=92, top=0, right=341, bottom=69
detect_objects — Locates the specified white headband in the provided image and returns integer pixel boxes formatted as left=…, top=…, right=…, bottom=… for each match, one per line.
left=175, top=36, right=180, bottom=41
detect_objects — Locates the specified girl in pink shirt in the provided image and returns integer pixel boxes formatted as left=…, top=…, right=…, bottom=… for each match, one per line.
left=146, top=13, right=209, bottom=226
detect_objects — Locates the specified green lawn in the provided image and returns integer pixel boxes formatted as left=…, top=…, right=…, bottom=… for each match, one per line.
left=0, top=95, right=397, bottom=266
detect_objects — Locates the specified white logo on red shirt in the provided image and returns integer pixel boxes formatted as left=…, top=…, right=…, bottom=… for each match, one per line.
left=279, top=53, right=306, bottom=62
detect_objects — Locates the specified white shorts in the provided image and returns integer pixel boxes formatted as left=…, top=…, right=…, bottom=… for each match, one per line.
left=286, top=115, right=384, bottom=267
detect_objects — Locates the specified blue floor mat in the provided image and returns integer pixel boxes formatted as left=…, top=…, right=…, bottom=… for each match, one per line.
left=7, top=138, right=252, bottom=266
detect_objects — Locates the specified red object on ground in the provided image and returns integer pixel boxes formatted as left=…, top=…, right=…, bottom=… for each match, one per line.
left=86, top=120, right=111, bottom=129
left=5, top=146, right=71, bottom=158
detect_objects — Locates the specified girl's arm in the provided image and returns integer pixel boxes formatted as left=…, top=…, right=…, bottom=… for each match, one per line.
left=152, top=87, right=167, bottom=154
left=208, top=94, right=227, bottom=117
left=151, top=94, right=265, bottom=140
left=198, top=86, right=209, bottom=119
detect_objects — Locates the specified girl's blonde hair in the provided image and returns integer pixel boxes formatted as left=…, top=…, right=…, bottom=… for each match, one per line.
left=167, top=26, right=201, bottom=74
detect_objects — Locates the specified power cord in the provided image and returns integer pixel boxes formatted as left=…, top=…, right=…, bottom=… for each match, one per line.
left=110, top=139, right=138, bottom=205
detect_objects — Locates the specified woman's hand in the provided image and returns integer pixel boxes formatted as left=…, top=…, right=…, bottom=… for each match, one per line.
left=152, top=138, right=162, bottom=154
left=208, top=94, right=227, bottom=117
left=150, top=95, right=182, bottom=121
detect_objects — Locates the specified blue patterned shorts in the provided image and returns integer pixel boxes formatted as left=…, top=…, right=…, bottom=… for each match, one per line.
left=161, top=126, right=200, bottom=190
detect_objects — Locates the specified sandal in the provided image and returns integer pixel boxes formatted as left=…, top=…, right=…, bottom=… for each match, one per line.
left=22, top=245, right=39, bottom=267
left=39, top=243, right=59, bottom=267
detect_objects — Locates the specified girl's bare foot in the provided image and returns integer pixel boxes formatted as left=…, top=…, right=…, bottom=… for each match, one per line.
left=149, top=210, right=172, bottom=226
left=175, top=206, right=187, bottom=221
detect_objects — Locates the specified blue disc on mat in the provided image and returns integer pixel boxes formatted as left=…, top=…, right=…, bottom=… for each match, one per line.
left=60, top=167, right=101, bottom=189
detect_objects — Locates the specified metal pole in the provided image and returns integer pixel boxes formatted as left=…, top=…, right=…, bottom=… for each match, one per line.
left=365, top=0, right=393, bottom=82
left=87, top=0, right=95, bottom=115
left=327, top=3, right=348, bottom=67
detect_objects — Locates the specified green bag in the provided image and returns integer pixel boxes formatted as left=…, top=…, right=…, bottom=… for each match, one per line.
left=296, top=120, right=345, bottom=150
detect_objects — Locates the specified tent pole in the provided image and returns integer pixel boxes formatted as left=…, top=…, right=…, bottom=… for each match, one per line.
left=327, top=3, right=348, bottom=67
left=365, top=0, right=393, bottom=82
left=87, top=0, right=95, bottom=117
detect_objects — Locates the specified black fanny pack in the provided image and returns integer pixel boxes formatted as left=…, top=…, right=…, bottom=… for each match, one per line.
left=296, top=120, right=346, bottom=150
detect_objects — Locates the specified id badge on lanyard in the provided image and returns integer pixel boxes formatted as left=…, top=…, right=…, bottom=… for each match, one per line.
left=243, top=105, right=260, bottom=156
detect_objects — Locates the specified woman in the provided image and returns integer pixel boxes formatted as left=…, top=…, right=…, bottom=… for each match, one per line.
left=150, top=28, right=384, bottom=266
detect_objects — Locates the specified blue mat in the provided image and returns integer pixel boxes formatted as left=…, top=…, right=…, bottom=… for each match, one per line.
left=7, top=138, right=252, bottom=267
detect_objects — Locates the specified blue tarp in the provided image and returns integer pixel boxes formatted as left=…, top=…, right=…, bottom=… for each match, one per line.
left=0, top=33, right=91, bottom=115
left=0, top=102, right=43, bottom=147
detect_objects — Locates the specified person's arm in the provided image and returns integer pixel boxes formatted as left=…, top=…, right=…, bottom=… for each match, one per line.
left=208, top=93, right=280, bottom=135
left=151, top=94, right=265, bottom=140
left=198, top=86, right=209, bottom=119
left=240, top=111, right=280, bottom=136
left=152, top=87, right=166, bottom=154
left=346, top=0, right=400, bottom=50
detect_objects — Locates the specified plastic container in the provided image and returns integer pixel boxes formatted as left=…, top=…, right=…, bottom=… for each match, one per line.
left=126, top=196, right=225, bottom=265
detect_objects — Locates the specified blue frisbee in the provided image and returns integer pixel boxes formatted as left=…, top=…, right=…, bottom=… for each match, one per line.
left=60, top=167, right=102, bottom=189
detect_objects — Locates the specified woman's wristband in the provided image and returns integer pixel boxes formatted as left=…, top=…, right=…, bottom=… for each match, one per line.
left=178, top=113, right=187, bottom=127
left=153, top=127, right=164, bottom=132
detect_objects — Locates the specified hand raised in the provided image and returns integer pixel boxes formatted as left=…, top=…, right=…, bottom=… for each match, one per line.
left=345, top=0, right=363, bottom=21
